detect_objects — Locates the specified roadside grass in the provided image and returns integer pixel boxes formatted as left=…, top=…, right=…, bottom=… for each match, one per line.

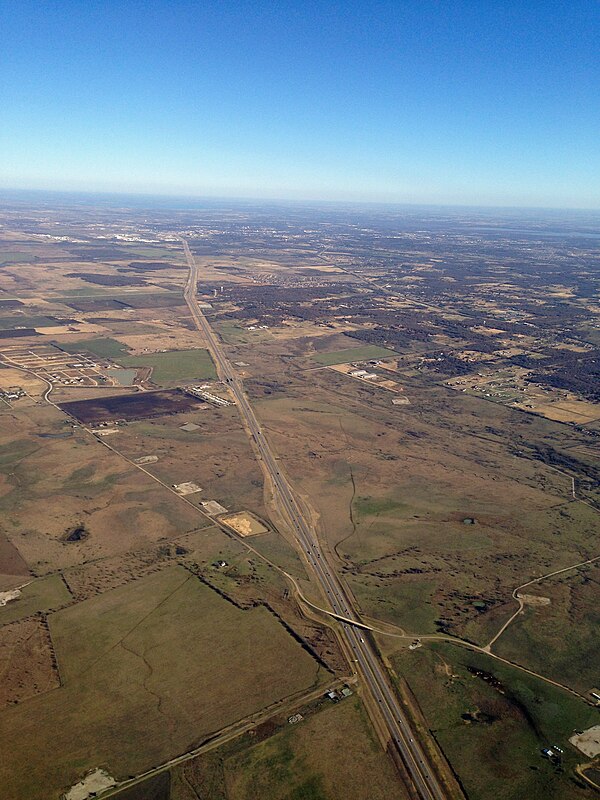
left=248, top=531, right=308, bottom=579
left=0, top=566, right=322, bottom=800
left=119, top=348, right=216, bottom=384
left=312, top=345, right=397, bottom=365
left=0, top=574, right=71, bottom=625
left=392, top=642, right=598, bottom=800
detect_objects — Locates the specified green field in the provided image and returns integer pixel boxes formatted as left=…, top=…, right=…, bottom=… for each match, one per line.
left=60, top=337, right=129, bottom=358
left=392, top=643, right=598, bottom=800
left=0, top=566, right=323, bottom=800
left=313, top=345, right=397, bottom=365
left=124, top=246, right=181, bottom=259
left=0, top=251, right=33, bottom=266
left=120, top=348, right=216, bottom=383
left=0, top=575, right=71, bottom=625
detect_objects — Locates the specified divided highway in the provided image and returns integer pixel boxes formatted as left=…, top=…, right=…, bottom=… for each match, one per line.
left=181, top=240, right=447, bottom=800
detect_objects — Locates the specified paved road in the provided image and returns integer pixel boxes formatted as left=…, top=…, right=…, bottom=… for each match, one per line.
left=182, top=240, right=447, bottom=800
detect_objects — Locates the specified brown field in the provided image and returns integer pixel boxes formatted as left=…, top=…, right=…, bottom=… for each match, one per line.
left=106, top=407, right=269, bottom=526
left=0, top=404, right=206, bottom=573
left=533, top=399, right=600, bottom=424
left=0, top=617, right=59, bottom=705
left=59, top=388, right=205, bottom=423
left=0, top=531, right=30, bottom=579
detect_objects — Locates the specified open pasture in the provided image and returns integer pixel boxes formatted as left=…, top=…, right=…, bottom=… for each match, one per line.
left=0, top=566, right=323, bottom=800
left=221, top=699, right=405, bottom=800
left=390, top=643, right=598, bottom=800
left=0, top=404, right=204, bottom=573
left=252, top=370, right=600, bottom=650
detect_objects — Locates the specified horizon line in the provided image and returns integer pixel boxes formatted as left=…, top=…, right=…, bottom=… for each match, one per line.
left=0, top=185, right=599, bottom=215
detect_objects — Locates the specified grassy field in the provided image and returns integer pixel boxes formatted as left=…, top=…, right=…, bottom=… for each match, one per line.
left=0, top=574, right=71, bottom=625
left=150, top=697, right=407, bottom=800
left=0, top=566, right=323, bottom=800
left=0, top=403, right=204, bottom=574
left=222, top=700, right=405, bottom=800
left=59, top=336, right=129, bottom=358
left=392, top=643, right=598, bottom=800
left=493, top=563, right=600, bottom=694
left=253, top=381, right=600, bottom=650
left=313, top=345, right=397, bottom=365
left=120, top=348, right=216, bottom=383
left=124, top=246, right=181, bottom=259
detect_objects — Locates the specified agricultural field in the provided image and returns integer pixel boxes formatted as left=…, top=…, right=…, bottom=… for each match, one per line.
left=110, top=694, right=407, bottom=800
left=0, top=573, right=71, bottom=625
left=0, top=566, right=324, bottom=800
left=59, top=336, right=129, bottom=359
left=0, top=403, right=204, bottom=573
left=59, top=388, right=206, bottom=423
left=118, top=347, right=216, bottom=384
left=221, top=699, right=404, bottom=800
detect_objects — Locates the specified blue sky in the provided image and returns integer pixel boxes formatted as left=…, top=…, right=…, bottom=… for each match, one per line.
left=1, top=1, right=599, bottom=207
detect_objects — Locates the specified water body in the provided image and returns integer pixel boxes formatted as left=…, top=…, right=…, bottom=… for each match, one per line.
left=102, top=368, right=137, bottom=386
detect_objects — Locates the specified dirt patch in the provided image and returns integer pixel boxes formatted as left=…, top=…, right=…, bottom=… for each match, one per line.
left=570, top=725, right=600, bottom=757
left=220, top=510, right=269, bottom=537
left=517, top=593, right=551, bottom=606
left=64, top=768, right=116, bottom=800
left=0, top=617, right=59, bottom=705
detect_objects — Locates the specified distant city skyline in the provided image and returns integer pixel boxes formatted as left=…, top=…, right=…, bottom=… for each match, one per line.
left=1, top=1, right=599, bottom=208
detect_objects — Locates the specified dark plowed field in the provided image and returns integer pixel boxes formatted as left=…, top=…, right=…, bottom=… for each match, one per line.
left=66, top=272, right=147, bottom=286
left=59, top=389, right=205, bottom=423
left=65, top=293, right=183, bottom=312
left=0, top=328, right=39, bottom=338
